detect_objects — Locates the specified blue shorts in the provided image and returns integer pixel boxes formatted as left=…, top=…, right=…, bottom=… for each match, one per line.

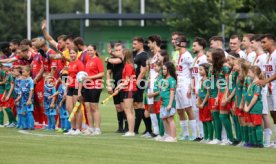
left=160, top=106, right=176, bottom=119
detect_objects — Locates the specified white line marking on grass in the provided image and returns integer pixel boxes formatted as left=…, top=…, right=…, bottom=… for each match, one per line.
left=18, top=130, right=63, bottom=137
left=17, top=130, right=158, bottom=142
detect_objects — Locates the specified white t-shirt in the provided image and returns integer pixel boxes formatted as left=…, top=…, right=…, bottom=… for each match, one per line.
left=176, top=50, right=194, bottom=87
left=254, top=53, right=268, bottom=93
left=191, top=54, right=208, bottom=94
left=239, top=50, right=247, bottom=59
left=265, top=49, right=276, bottom=87
left=246, top=51, right=257, bottom=65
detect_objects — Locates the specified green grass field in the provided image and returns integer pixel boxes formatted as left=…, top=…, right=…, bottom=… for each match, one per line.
left=1, top=91, right=276, bottom=164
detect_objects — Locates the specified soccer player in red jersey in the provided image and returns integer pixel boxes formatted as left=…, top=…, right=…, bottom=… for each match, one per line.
left=65, top=47, right=85, bottom=135
left=82, top=45, right=104, bottom=135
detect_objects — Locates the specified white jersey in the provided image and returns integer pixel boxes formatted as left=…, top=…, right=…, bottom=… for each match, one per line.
left=176, top=50, right=194, bottom=87
left=191, top=54, right=208, bottom=94
left=253, top=53, right=267, bottom=72
left=239, top=50, right=247, bottom=59
left=149, top=54, right=159, bottom=80
left=254, top=53, right=268, bottom=94
left=246, top=51, right=257, bottom=65
left=224, top=51, right=229, bottom=58
left=265, top=49, right=276, bottom=87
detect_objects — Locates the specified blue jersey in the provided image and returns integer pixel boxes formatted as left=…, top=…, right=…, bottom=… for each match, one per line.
left=57, top=84, right=68, bottom=118
left=21, top=77, right=34, bottom=112
left=14, top=78, right=23, bottom=113
left=44, top=84, right=56, bottom=116
left=57, top=84, right=66, bottom=104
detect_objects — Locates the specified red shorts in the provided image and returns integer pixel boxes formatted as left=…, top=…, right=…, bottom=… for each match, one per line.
left=145, top=104, right=149, bottom=111
left=200, top=105, right=212, bottom=122
left=208, top=98, right=217, bottom=110
left=250, top=114, right=262, bottom=126
left=34, top=79, right=44, bottom=103
left=153, top=101, right=161, bottom=114
left=235, top=107, right=244, bottom=117
left=218, top=92, right=230, bottom=111
left=3, top=97, right=14, bottom=108
left=244, top=112, right=252, bottom=123
left=0, top=94, right=4, bottom=106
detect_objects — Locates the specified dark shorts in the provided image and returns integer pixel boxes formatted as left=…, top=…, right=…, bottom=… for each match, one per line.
left=134, top=88, right=144, bottom=103
left=113, top=81, right=123, bottom=105
left=123, top=91, right=136, bottom=99
left=67, top=87, right=78, bottom=96
left=82, top=88, right=102, bottom=103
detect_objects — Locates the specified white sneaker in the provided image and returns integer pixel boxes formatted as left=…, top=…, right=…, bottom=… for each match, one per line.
left=7, top=123, right=16, bottom=128
left=208, top=139, right=221, bottom=145
left=72, top=129, right=81, bottom=135
left=91, top=130, right=102, bottom=136
left=220, top=140, right=233, bottom=146
left=0, top=124, right=4, bottom=128
left=164, top=136, right=177, bottom=142
left=82, top=128, right=92, bottom=135
left=64, top=129, right=75, bottom=135
left=122, top=132, right=135, bottom=137
left=141, top=132, right=152, bottom=138
left=237, top=142, right=244, bottom=147
left=200, top=139, right=209, bottom=144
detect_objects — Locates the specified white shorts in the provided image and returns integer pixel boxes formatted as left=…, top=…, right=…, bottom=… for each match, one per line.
left=261, top=92, right=269, bottom=114
left=191, top=94, right=198, bottom=112
left=147, top=87, right=154, bottom=105
left=268, top=92, right=276, bottom=111
left=175, top=87, right=192, bottom=109
left=160, top=106, right=176, bottom=119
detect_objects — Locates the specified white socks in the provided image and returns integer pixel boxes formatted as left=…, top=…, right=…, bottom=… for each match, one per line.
left=263, top=128, right=272, bottom=145
left=180, top=120, right=189, bottom=137
left=150, top=114, right=159, bottom=135
left=189, top=120, right=197, bottom=139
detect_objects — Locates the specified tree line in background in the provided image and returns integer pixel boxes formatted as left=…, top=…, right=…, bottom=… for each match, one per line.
left=0, top=0, right=275, bottom=42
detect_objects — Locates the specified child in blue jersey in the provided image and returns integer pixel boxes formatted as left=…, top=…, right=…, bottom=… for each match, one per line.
left=21, top=66, right=34, bottom=130
left=44, top=73, right=57, bottom=130
left=54, top=73, right=70, bottom=132
left=12, top=67, right=23, bottom=129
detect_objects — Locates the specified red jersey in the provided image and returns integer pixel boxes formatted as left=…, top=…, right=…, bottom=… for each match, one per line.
left=78, top=50, right=90, bottom=66
left=32, top=52, right=44, bottom=79
left=68, top=59, right=85, bottom=88
left=43, top=49, right=56, bottom=73
left=84, top=56, right=104, bottom=89
left=14, top=52, right=33, bottom=66
left=122, top=63, right=137, bottom=92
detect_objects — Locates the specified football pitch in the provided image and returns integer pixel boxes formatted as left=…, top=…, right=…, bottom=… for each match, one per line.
left=0, top=92, right=276, bottom=164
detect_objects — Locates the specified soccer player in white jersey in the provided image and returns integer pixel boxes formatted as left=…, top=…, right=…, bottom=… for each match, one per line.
left=209, top=36, right=229, bottom=57
left=171, top=32, right=183, bottom=65
left=242, top=34, right=256, bottom=64
left=257, top=34, right=276, bottom=146
left=250, top=34, right=273, bottom=147
left=174, top=35, right=197, bottom=140
left=229, top=35, right=246, bottom=59
left=146, top=35, right=163, bottom=137
left=191, top=37, right=208, bottom=141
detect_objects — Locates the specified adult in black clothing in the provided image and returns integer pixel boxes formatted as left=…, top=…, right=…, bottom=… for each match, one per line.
left=132, top=37, right=153, bottom=135
left=106, top=43, right=128, bottom=133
